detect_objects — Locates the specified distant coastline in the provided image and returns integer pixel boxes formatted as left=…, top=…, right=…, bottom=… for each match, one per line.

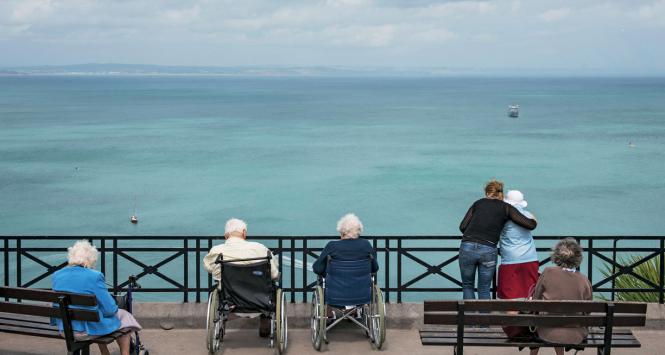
left=1, top=63, right=661, bottom=78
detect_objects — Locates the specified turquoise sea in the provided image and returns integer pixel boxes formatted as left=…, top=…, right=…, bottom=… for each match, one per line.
left=2, top=75, right=664, bottom=301
left=2, top=76, right=664, bottom=236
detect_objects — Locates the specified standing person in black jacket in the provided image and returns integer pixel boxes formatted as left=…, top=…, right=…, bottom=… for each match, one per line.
left=458, top=180, right=537, bottom=300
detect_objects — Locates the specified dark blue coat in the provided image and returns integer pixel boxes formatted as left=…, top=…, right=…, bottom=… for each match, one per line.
left=313, top=238, right=379, bottom=276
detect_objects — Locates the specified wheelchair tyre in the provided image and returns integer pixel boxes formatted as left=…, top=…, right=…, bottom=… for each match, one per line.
left=275, top=289, right=288, bottom=354
left=206, top=288, right=223, bottom=354
left=369, top=283, right=386, bottom=349
left=310, top=286, right=325, bottom=351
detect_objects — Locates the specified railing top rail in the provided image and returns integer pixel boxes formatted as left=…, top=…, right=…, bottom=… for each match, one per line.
left=1, top=235, right=664, bottom=240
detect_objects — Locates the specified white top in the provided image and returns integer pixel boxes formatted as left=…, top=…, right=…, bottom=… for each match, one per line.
left=203, top=236, right=279, bottom=280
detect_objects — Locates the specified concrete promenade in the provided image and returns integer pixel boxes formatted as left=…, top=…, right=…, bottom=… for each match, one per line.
left=1, top=302, right=664, bottom=354
left=1, top=328, right=663, bottom=355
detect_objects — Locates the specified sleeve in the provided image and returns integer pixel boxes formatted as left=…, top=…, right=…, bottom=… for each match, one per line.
left=203, top=249, right=222, bottom=280
left=312, top=243, right=332, bottom=276
left=94, top=273, right=118, bottom=317
left=459, top=204, right=474, bottom=233
left=269, top=250, right=280, bottom=280
left=506, top=204, right=537, bottom=230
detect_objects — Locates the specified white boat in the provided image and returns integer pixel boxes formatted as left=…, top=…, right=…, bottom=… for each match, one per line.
left=508, top=105, right=520, bottom=118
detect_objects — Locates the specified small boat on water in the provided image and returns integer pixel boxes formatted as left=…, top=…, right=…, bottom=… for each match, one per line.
left=508, top=104, right=520, bottom=118
left=130, top=196, right=138, bottom=224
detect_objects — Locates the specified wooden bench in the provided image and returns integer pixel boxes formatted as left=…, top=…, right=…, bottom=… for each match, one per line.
left=420, top=300, right=647, bottom=355
left=0, top=286, right=132, bottom=355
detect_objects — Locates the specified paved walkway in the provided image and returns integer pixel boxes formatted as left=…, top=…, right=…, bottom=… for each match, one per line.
left=1, top=328, right=663, bottom=355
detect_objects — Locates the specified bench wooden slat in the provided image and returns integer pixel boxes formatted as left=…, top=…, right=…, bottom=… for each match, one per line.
left=420, top=337, right=641, bottom=348
left=424, top=312, right=646, bottom=327
left=0, top=323, right=62, bottom=339
left=0, top=301, right=99, bottom=322
left=0, top=287, right=97, bottom=307
left=419, top=326, right=636, bottom=335
left=424, top=300, right=646, bottom=314
left=0, top=313, right=54, bottom=326
left=419, top=331, right=639, bottom=341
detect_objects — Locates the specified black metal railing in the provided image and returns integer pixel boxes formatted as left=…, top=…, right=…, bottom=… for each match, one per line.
left=2, top=236, right=664, bottom=303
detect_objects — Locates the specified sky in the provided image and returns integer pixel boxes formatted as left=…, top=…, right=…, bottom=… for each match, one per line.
left=1, top=0, right=664, bottom=74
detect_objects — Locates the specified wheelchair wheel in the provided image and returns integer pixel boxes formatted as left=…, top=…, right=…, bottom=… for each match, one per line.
left=275, top=288, right=288, bottom=354
left=310, top=285, right=326, bottom=351
left=369, top=283, right=386, bottom=349
left=206, top=288, right=223, bottom=354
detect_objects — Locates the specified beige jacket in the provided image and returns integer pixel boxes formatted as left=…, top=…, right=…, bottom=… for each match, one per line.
left=203, top=237, right=279, bottom=280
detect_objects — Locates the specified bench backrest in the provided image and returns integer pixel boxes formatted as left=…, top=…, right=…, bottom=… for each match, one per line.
left=0, top=286, right=99, bottom=322
left=424, top=300, right=647, bottom=327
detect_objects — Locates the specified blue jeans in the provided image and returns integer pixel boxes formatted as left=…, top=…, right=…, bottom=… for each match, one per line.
left=459, top=241, right=498, bottom=300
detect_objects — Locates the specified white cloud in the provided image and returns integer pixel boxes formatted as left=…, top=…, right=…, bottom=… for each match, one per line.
left=410, top=28, right=458, bottom=43
left=323, top=25, right=396, bottom=47
left=539, top=8, right=571, bottom=23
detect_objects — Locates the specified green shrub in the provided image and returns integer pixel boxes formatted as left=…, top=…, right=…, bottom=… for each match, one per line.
left=600, top=254, right=662, bottom=302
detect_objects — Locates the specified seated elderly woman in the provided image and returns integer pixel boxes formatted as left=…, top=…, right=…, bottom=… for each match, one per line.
left=530, top=238, right=592, bottom=355
left=52, top=240, right=141, bottom=355
left=313, top=213, right=379, bottom=276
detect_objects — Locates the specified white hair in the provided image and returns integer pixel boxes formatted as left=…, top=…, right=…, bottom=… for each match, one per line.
left=68, top=240, right=98, bottom=268
left=336, top=213, right=364, bottom=239
left=225, top=218, right=247, bottom=235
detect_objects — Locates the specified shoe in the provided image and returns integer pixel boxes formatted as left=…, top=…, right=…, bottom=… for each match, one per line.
left=259, top=315, right=271, bottom=338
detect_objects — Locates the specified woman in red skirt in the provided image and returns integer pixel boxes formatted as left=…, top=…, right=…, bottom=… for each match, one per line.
left=498, top=190, right=539, bottom=338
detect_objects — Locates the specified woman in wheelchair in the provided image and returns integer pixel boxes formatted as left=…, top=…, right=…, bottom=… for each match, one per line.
left=310, top=214, right=385, bottom=351
left=203, top=218, right=287, bottom=354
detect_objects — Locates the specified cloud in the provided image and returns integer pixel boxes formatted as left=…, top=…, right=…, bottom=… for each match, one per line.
left=539, top=8, right=571, bottom=23
left=323, top=25, right=396, bottom=47
left=0, top=0, right=663, bottom=73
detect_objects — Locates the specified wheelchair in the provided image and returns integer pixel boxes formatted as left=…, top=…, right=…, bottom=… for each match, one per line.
left=206, top=253, right=287, bottom=354
left=310, top=256, right=386, bottom=351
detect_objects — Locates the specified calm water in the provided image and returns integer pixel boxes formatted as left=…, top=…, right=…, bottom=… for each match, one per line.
left=2, top=75, right=664, bottom=300
left=2, top=76, right=664, bottom=236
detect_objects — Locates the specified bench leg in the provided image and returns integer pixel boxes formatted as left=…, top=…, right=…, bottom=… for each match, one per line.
left=67, top=344, right=90, bottom=355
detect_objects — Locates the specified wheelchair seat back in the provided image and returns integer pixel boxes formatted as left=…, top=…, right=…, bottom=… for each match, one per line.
left=324, top=258, right=372, bottom=306
left=221, top=259, right=274, bottom=313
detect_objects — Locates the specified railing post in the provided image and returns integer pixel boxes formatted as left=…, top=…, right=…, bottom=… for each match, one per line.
left=100, top=238, right=106, bottom=276
left=397, top=238, right=402, bottom=303
left=587, top=238, right=593, bottom=285
left=612, top=238, right=618, bottom=301
left=303, top=238, right=308, bottom=301
left=658, top=239, right=665, bottom=304
left=196, top=238, right=201, bottom=303
left=385, top=237, right=390, bottom=303
left=4, top=238, right=8, bottom=290
left=183, top=238, right=189, bottom=303
left=290, top=238, right=295, bottom=303
left=16, top=238, right=21, bottom=288
left=207, top=238, right=213, bottom=293
left=113, top=238, right=118, bottom=294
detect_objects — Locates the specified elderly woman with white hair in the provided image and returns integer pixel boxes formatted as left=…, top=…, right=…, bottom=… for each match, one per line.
left=312, top=213, right=379, bottom=276
left=52, top=240, right=141, bottom=355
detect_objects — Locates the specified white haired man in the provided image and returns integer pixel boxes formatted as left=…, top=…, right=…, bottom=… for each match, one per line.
left=202, top=218, right=279, bottom=337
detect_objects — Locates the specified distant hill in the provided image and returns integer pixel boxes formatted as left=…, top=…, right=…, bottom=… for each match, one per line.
left=0, top=63, right=532, bottom=77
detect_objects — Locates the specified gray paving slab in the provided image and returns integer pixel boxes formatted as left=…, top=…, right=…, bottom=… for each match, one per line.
left=1, top=329, right=663, bottom=355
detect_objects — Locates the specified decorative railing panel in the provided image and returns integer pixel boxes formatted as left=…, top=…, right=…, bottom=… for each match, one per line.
left=2, top=236, right=663, bottom=303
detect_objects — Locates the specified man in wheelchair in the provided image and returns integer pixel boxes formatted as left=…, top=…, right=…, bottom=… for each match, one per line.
left=310, top=214, right=385, bottom=350
left=203, top=218, right=287, bottom=354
